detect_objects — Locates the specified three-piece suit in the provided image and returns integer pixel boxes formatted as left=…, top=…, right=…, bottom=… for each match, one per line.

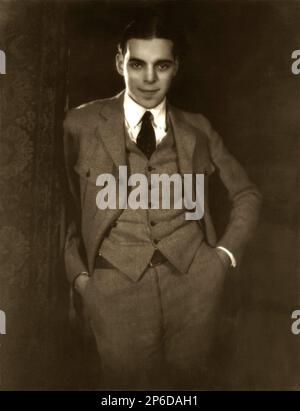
left=63, top=90, right=261, bottom=389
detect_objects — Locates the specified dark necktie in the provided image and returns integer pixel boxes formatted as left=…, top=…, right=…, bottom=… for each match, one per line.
left=136, top=111, right=156, bottom=159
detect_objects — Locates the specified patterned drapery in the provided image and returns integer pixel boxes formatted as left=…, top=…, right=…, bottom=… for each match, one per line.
left=0, top=0, right=68, bottom=389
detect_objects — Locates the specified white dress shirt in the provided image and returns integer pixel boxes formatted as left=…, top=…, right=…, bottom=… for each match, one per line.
left=123, top=92, right=167, bottom=145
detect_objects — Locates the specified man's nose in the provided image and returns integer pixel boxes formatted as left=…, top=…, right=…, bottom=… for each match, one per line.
left=144, top=66, right=157, bottom=83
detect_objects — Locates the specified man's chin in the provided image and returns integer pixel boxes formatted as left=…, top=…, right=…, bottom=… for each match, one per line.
left=130, top=92, right=165, bottom=108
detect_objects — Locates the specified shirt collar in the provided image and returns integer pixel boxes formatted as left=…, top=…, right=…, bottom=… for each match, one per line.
left=123, top=92, right=166, bottom=130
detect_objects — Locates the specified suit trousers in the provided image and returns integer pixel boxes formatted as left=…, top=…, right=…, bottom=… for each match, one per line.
left=82, top=242, right=228, bottom=390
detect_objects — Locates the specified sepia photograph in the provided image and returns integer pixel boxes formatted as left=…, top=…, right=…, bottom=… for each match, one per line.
left=0, top=0, right=299, bottom=392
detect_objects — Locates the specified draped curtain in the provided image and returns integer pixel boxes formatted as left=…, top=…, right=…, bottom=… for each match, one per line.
left=0, top=0, right=69, bottom=389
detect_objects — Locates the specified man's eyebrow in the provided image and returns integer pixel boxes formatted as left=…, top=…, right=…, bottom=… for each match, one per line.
left=154, top=59, right=174, bottom=65
left=128, top=57, right=174, bottom=64
left=128, top=58, right=145, bottom=64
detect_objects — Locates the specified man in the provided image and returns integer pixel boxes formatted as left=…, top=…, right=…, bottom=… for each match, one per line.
left=63, top=15, right=261, bottom=389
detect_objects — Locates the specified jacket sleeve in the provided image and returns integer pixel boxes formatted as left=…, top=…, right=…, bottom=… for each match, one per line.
left=62, top=111, right=89, bottom=284
left=206, top=119, right=262, bottom=266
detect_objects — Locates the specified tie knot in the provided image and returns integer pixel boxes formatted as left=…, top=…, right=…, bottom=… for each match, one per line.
left=141, top=111, right=153, bottom=123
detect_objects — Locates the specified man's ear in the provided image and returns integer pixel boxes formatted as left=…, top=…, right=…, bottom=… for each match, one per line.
left=116, top=53, right=124, bottom=76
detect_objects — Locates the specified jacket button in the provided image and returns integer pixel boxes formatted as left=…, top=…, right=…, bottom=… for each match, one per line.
left=150, top=221, right=156, bottom=226
left=86, top=169, right=90, bottom=177
left=153, top=239, right=159, bottom=245
left=148, top=166, right=154, bottom=172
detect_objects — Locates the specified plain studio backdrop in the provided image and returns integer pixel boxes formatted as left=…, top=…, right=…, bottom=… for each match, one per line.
left=0, top=0, right=299, bottom=389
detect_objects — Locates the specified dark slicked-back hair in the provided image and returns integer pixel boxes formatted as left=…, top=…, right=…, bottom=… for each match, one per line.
left=118, top=13, right=186, bottom=60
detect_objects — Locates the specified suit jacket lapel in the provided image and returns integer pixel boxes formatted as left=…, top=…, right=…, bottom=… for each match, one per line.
left=97, top=90, right=127, bottom=168
left=168, top=103, right=212, bottom=176
left=168, top=104, right=197, bottom=175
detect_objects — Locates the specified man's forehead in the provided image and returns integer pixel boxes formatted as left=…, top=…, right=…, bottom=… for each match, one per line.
left=125, top=38, right=175, bottom=61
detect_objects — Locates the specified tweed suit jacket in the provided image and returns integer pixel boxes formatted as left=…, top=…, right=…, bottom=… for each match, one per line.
left=63, top=90, right=261, bottom=284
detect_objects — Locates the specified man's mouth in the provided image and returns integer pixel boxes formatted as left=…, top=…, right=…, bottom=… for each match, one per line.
left=138, top=89, right=160, bottom=94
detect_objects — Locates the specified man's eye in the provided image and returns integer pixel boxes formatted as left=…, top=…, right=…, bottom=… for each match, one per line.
left=158, top=64, right=170, bottom=71
left=130, top=62, right=142, bottom=69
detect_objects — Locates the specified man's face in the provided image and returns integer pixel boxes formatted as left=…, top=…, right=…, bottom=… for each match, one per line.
left=116, top=38, right=178, bottom=108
